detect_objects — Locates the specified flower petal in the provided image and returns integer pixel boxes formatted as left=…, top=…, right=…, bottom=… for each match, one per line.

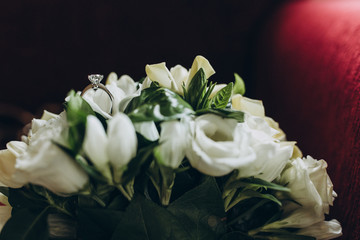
left=105, top=72, right=118, bottom=85
left=187, top=56, right=215, bottom=88
left=107, top=113, right=137, bottom=170
left=116, top=75, right=138, bottom=95
left=15, top=141, right=89, bottom=195
left=297, top=219, right=342, bottom=240
left=232, top=94, right=265, bottom=117
left=83, top=115, right=111, bottom=179
left=155, top=121, right=188, bottom=168
left=145, top=62, right=179, bottom=93
left=0, top=149, right=24, bottom=188
left=134, top=121, right=159, bottom=141
left=170, top=65, right=189, bottom=95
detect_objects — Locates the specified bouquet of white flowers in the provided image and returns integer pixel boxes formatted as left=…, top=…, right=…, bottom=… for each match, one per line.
left=0, top=56, right=342, bottom=240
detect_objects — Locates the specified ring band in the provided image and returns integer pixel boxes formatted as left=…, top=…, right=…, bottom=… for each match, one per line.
left=81, top=83, right=114, bottom=99
left=81, top=74, right=114, bottom=99
left=81, top=74, right=114, bottom=113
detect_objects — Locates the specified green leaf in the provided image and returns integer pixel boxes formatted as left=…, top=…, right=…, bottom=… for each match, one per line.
left=184, top=68, right=208, bottom=110
left=111, top=195, right=190, bottom=240
left=75, top=155, right=109, bottom=183
left=233, top=73, right=246, bottom=95
left=125, top=87, right=158, bottom=114
left=225, top=188, right=282, bottom=212
left=196, top=108, right=245, bottom=122
left=197, top=81, right=216, bottom=110
left=121, top=143, right=158, bottom=185
left=0, top=207, right=50, bottom=240
left=211, top=82, right=233, bottom=109
left=0, top=187, right=9, bottom=197
left=226, top=178, right=290, bottom=193
left=148, top=158, right=176, bottom=206
left=7, top=187, right=48, bottom=210
left=78, top=207, right=124, bottom=240
left=227, top=198, right=271, bottom=226
left=255, top=233, right=316, bottom=240
left=126, top=87, right=194, bottom=123
left=220, top=231, right=253, bottom=240
left=239, top=190, right=282, bottom=206
left=65, top=90, right=95, bottom=153
left=30, top=185, right=75, bottom=216
left=167, top=177, right=226, bottom=239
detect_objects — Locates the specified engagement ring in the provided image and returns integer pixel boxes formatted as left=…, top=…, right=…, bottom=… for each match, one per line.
left=81, top=74, right=114, bottom=100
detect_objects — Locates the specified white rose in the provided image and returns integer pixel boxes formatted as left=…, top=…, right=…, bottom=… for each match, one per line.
left=236, top=114, right=293, bottom=182
left=277, top=156, right=336, bottom=216
left=186, top=114, right=256, bottom=177
left=0, top=141, right=27, bottom=188
left=232, top=94, right=287, bottom=141
left=22, top=110, right=59, bottom=144
left=302, top=156, right=337, bottom=214
left=261, top=156, right=341, bottom=238
left=14, top=112, right=89, bottom=195
left=83, top=113, right=138, bottom=183
left=0, top=193, right=11, bottom=232
left=186, top=113, right=292, bottom=179
left=154, top=120, right=189, bottom=168
left=145, top=55, right=215, bottom=95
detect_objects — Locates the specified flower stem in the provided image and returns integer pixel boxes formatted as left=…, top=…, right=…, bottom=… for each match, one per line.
left=117, top=185, right=132, bottom=202
left=161, top=188, right=172, bottom=206
left=227, top=199, right=269, bottom=226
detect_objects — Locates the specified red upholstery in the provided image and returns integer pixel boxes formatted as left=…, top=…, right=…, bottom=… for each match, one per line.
left=255, top=1, right=360, bottom=239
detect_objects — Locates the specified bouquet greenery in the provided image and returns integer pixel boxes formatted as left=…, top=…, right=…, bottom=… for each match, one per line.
left=0, top=56, right=342, bottom=239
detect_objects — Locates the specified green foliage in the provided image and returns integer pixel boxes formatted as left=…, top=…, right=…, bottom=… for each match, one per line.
left=211, top=82, right=233, bottom=109
left=183, top=68, right=217, bottom=110
left=125, top=87, right=194, bottom=123
left=167, top=176, right=227, bottom=239
left=225, top=177, right=290, bottom=193
left=78, top=208, right=124, bottom=240
left=196, top=108, right=245, bottom=122
left=65, top=90, right=96, bottom=153
left=0, top=187, right=74, bottom=240
left=147, top=159, right=176, bottom=206
left=233, top=73, right=246, bottom=95
left=223, top=177, right=289, bottom=212
left=0, top=207, right=50, bottom=240
left=121, top=142, right=158, bottom=185
left=75, top=176, right=227, bottom=240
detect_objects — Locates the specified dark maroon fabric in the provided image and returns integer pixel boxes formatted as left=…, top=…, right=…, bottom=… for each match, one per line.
left=254, top=1, right=360, bottom=239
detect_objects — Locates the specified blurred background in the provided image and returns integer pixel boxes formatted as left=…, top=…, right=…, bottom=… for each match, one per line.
left=0, top=0, right=284, bottom=148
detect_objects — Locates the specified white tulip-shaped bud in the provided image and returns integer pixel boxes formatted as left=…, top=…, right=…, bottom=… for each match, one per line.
left=107, top=113, right=137, bottom=171
left=155, top=120, right=188, bottom=169
left=83, top=115, right=112, bottom=181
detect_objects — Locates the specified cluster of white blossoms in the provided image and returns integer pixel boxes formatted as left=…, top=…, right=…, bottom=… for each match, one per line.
left=0, top=56, right=341, bottom=239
